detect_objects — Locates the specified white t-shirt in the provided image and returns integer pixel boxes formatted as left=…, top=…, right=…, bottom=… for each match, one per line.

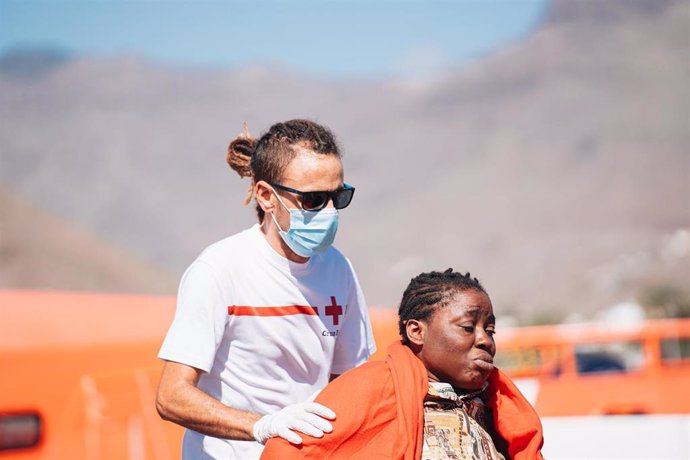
left=158, top=224, right=377, bottom=459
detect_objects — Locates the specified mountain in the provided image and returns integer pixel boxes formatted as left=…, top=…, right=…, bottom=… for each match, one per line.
left=0, top=187, right=176, bottom=294
left=0, top=0, right=687, bottom=320
left=0, top=46, right=72, bottom=79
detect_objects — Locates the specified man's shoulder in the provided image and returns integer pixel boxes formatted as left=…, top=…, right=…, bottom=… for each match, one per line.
left=315, top=245, right=355, bottom=274
left=197, top=226, right=258, bottom=265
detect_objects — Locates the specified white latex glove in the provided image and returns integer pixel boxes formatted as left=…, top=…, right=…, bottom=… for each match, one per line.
left=252, top=402, right=336, bottom=445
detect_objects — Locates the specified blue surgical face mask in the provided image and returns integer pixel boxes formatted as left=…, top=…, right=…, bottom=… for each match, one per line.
left=270, top=190, right=339, bottom=258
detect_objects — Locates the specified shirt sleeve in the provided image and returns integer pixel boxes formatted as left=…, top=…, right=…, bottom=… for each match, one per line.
left=158, top=260, right=230, bottom=372
left=330, top=258, right=377, bottom=375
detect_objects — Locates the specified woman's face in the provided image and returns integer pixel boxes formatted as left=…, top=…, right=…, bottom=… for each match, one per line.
left=413, top=289, right=497, bottom=391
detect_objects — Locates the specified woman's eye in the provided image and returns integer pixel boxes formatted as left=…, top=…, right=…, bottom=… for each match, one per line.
left=486, top=329, right=496, bottom=336
left=461, top=326, right=474, bottom=333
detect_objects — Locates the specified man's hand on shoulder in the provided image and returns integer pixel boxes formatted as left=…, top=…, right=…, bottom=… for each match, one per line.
left=252, top=402, right=336, bottom=445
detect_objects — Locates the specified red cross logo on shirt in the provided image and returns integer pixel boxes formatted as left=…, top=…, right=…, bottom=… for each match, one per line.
left=324, top=296, right=343, bottom=326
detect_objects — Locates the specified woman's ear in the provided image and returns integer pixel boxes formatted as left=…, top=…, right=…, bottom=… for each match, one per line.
left=255, top=180, right=274, bottom=214
left=406, top=319, right=426, bottom=346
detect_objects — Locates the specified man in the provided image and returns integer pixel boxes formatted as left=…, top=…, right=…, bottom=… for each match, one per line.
left=156, top=120, right=376, bottom=459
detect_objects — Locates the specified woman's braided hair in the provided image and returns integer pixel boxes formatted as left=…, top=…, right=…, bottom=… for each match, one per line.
left=398, top=268, right=486, bottom=345
left=227, top=119, right=341, bottom=222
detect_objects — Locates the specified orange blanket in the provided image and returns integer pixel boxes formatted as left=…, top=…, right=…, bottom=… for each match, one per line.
left=261, top=341, right=544, bottom=459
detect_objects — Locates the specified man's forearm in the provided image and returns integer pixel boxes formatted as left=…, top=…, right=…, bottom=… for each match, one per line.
left=156, top=370, right=260, bottom=440
left=156, top=361, right=335, bottom=445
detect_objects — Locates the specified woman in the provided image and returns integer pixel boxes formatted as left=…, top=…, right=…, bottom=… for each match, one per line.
left=261, top=269, right=544, bottom=459
left=156, top=119, right=377, bottom=459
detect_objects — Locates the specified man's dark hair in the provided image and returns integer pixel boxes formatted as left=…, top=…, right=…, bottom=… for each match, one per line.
left=227, top=119, right=341, bottom=221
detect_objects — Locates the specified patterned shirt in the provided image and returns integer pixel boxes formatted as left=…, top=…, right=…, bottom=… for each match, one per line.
left=421, top=382, right=505, bottom=460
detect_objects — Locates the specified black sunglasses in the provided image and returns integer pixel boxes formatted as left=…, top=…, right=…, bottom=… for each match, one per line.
left=269, top=182, right=355, bottom=211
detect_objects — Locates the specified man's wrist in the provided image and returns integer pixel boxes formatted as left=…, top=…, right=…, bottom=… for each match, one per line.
left=252, top=414, right=271, bottom=444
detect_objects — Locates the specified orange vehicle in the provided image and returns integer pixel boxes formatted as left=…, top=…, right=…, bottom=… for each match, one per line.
left=0, top=290, right=183, bottom=459
left=492, top=318, right=690, bottom=416
left=2, top=290, right=689, bottom=459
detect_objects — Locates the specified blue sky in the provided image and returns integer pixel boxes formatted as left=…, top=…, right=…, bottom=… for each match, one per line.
left=0, top=0, right=548, bottom=79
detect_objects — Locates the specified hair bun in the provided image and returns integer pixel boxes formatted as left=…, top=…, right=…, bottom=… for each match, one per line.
left=227, top=122, right=257, bottom=178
